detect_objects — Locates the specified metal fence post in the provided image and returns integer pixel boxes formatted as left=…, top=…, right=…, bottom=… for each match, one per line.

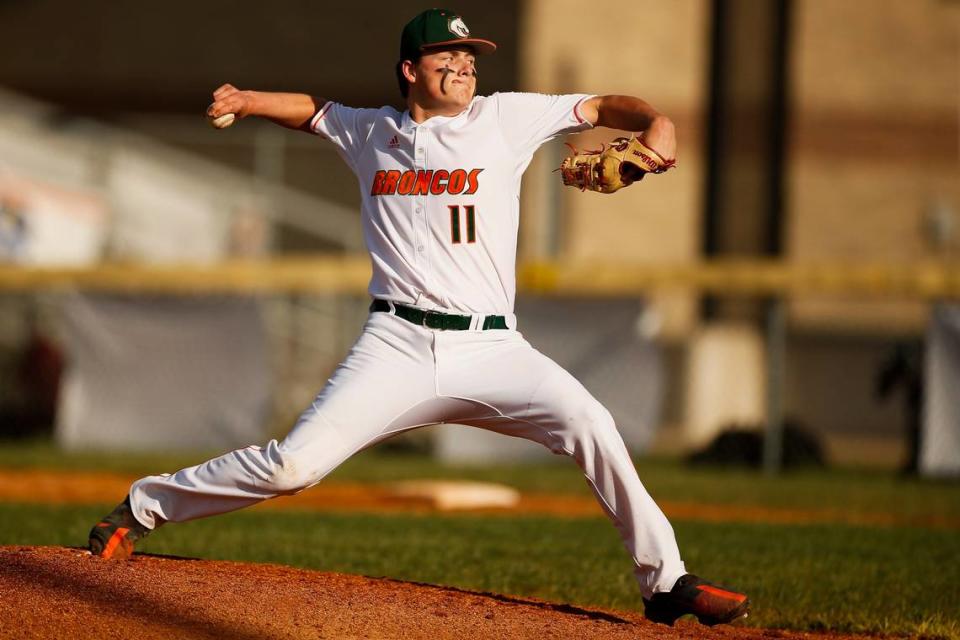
left=764, top=297, right=786, bottom=474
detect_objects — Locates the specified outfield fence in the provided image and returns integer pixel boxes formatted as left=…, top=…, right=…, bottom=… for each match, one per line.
left=2, top=257, right=957, bottom=474
left=1, top=257, right=959, bottom=299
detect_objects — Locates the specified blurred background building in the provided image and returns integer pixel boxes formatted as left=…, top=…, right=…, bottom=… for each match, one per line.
left=0, top=0, right=957, bottom=473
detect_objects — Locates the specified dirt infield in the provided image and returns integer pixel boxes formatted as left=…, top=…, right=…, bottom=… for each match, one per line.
left=0, top=546, right=884, bottom=640
left=2, top=468, right=957, bottom=529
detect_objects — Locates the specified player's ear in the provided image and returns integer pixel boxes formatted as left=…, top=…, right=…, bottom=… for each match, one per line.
left=401, top=60, right=418, bottom=84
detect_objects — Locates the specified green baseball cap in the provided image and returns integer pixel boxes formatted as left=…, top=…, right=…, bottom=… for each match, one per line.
left=400, top=9, right=497, bottom=61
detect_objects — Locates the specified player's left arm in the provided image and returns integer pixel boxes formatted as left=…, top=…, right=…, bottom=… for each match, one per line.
left=578, top=95, right=676, bottom=160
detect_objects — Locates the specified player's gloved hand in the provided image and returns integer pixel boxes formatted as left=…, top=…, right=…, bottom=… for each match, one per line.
left=558, top=135, right=676, bottom=194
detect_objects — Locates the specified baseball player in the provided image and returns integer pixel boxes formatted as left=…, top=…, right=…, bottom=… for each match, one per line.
left=88, top=9, right=750, bottom=626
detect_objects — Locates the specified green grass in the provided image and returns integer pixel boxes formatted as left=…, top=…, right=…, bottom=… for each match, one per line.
left=2, top=438, right=958, bottom=521
left=1, top=502, right=958, bottom=639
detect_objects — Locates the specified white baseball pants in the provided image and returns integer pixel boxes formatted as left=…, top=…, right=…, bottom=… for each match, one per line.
left=130, top=310, right=686, bottom=597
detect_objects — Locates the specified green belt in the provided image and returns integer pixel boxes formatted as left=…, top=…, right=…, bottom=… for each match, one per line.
left=370, top=299, right=508, bottom=330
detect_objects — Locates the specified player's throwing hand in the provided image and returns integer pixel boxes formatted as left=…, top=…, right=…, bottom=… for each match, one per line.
left=206, top=83, right=253, bottom=128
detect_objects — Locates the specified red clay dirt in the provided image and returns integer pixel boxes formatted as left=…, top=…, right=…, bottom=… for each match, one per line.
left=0, top=546, right=883, bottom=640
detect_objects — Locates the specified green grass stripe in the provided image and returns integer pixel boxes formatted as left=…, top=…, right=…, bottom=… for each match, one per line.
left=1, top=441, right=957, bottom=523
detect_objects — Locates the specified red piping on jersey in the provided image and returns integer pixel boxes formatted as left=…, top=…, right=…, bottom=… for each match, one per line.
left=573, top=97, right=589, bottom=124
left=310, top=102, right=333, bottom=133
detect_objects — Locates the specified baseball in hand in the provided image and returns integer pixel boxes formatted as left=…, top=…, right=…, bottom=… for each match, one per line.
left=209, top=113, right=236, bottom=129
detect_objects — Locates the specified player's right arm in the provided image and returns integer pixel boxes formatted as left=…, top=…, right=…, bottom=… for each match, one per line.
left=207, top=84, right=325, bottom=132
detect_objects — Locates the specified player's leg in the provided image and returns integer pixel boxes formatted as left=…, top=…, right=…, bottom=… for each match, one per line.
left=485, top=373, right=748, bottom=624
left=435, top=329, right=684, bottom=595
left=437, top=330, right=749, bottom=623
left=90, top=313, right=439, bottom=557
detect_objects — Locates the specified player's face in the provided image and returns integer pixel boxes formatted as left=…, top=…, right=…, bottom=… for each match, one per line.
left=411, top=47, right=477, bottom=111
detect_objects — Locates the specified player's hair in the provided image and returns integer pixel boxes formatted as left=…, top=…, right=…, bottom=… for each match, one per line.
left=395, top=57, right=420, bottom=99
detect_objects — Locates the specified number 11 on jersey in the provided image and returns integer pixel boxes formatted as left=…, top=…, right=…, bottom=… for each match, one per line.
left=449, top=205, right=476, bottom=244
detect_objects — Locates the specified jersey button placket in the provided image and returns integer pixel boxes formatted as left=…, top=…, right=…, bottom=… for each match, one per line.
left=413, top=129, right=430, bottom=277
left=409, top=127, right=424, bottom=265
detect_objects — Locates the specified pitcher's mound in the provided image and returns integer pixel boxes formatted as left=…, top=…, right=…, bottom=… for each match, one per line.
left=0, top=546, right=863, bottom=639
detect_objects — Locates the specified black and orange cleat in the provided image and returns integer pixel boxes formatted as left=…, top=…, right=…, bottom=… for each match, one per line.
left=88, top=496, right=151, bottom=560
left=643, top=574, right=750, bottom=626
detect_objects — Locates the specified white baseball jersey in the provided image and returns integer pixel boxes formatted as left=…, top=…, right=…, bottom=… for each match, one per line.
left=128, top=91, right=687, bottom=601
left=309, top=92, right=594, bottom=315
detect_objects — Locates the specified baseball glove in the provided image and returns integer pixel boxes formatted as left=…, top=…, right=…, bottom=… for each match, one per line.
left=558, top=135, right=675, bottom=194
